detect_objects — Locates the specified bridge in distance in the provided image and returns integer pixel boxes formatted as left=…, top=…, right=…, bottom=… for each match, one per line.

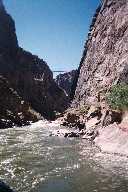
left=52, top=71, right=67, bottom=73
left=52, top=71, right=68, bottom=74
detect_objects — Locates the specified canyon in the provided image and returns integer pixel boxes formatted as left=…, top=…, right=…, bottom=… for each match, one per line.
left=0, top=0, right=128, bottom=151
left=0, top=0, right=68, bottom=128
left=60, top=0, right=128, bottom=155
left=0, top=0, right=128, bottom=191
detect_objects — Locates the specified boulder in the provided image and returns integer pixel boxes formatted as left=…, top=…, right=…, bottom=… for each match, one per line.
left=86, top=117, right=101, bottom=131
left=86, top=130, right=94, bottom=136
left=82, top=130, right=99, bottom=141
left=63, top=113, right=79, bottom=124
left=65, top=132, right=80, bottom=138
left=87, top=105, right=102, bottom=119
left=102, top=110, right=122, bottom=127
left=64, top=133, right=69, bottom=138
left=77, top=121, right=85, bottom=131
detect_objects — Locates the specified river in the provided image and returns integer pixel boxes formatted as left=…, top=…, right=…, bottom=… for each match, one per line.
left=0, top=120, right=128, bottom=192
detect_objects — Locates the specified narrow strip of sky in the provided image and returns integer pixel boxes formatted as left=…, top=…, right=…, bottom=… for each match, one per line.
left=4, top=0, right=100, bottom=71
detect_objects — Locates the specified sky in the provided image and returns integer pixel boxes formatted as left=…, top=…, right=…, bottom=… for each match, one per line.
left=4, top=0, right=100, bottom=72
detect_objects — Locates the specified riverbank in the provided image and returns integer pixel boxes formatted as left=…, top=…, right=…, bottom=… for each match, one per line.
left=52, top=106, right=128, bottom=157
left=1, top=120, right=128, bottom=192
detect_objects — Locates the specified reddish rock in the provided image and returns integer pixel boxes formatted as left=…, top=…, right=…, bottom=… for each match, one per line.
left=72, top=0, right=128, bottom=108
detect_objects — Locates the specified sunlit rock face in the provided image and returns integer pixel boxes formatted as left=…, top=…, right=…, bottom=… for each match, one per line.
left=95, top=123, right=128, bottom=156
left=73, top=0, right=128, bottom=107
left=0, top=1, right=68, bottom=121
left=55, top=70, right=78, bottom=98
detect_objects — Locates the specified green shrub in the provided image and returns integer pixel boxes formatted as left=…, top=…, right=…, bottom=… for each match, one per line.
left=106, top=84, right=128, bottom=110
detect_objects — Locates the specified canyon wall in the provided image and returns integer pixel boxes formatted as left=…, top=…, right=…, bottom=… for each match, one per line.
left=0, top=76, right=38, bottom=128
left=0, top=0, right=68, bottom=125
left=73, top=0, right=128, bottom=108
left=55, top=70, right=77, bottom=98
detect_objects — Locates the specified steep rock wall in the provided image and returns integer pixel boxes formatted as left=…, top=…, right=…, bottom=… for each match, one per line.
left=0, top=76, right=38, bottom=128
left=6, top=48, right=68, bottom=119
left=73, top=0, right=128, bottom=107
left=0, top=0, right=68, bottom=121
left=55, top=70, right=78, bottom=97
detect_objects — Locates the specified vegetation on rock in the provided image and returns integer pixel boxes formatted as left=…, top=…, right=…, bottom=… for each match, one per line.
left=107, top=84, right=128, bottom=111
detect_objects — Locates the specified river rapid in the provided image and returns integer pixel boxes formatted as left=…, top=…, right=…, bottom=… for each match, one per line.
left=0, top=120, right=128, bottom=192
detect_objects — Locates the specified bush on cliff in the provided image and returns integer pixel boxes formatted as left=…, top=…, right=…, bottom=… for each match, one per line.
left=107, top=84, right=128, bottom=111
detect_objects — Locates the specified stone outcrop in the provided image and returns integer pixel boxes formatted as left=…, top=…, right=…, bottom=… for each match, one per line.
left=73, top=0, right=128, bottom=107
left=0, top=76, right=38, bottom=128
left=55, top=70, right=77, bottom=98
left=0, top=0, right=68, bottom=125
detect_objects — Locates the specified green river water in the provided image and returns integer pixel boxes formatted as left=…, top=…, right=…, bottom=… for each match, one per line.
left=0, top=121, right=128, bottom=192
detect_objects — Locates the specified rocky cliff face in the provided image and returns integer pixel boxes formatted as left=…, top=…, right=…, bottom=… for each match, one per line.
left=73, top=0, right=128, bottom=108
left=6, top=48, right=68, bottom=119
left=0, top=0, right=18, bottom=56
left=0, top=0, right=18, bottom=74
left=55, top=70, right=77, bottom=97
left=0, top=76, right=38, bottom=128
left=0, top=0, right=68, bottom=124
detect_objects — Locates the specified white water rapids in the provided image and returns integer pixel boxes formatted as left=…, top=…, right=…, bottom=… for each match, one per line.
left=0, top=120, right=128, bottom=192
